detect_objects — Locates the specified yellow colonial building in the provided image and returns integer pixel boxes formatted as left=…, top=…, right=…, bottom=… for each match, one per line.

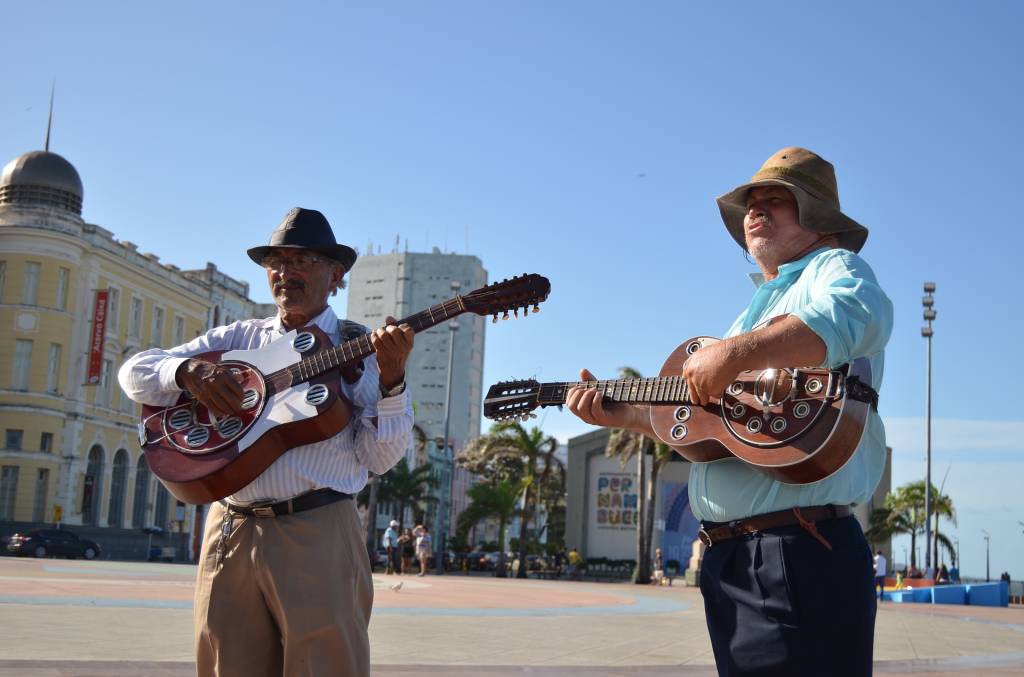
left=0, top=148, right=270, bottom=558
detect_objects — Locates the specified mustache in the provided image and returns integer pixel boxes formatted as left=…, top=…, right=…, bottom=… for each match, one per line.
left=273, top=279, right=306, bottom=293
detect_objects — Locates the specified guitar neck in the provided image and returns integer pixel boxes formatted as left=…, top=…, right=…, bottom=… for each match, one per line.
left=536, top=376, right=691, bottom=406
left=288, top=297, right=467, bottom=383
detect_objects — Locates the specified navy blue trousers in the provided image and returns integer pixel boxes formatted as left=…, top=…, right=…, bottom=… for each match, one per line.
left=699, top=515, right=876, bottom=676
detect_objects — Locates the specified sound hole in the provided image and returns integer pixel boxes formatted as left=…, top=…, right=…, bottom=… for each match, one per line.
left=241, top=389, right=260, bottom=410
left=169, top=409, right=192, bottom=430
left=186, top=427, right=210, bottom=448
left=674, top=406, right=691, bottom=422
left=729, top=382, right=744, bottom=396
left=806, top=378, right=823, bottom=394
left=686, top=342, right=701, bottom=354
left=306, top=384, right=330, bottom=406
left=770, top=417, right=787, bottom=433
left=793, top=402, right=811, bottom=419
left=670, top=424, right=688, bottom=440
left=730, top=403, right=747, bottom=419
left=746, top=418, right=763, bottom=433
left=218, top=417, right=243, bottom=438
left=292, top=332, right=316, bottom=353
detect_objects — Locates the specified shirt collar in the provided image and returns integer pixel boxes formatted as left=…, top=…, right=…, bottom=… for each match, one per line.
left=267, top=305, right=338, bottom=335
left=747, top=247, right=829, bottom=288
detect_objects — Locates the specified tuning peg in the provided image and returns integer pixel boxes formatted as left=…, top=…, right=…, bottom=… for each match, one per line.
left=502, top=311, right=509, bottom=320
left=532, top=305, right=540, bottom=313
left=492, top=314, right=498, bottom=324
left=513, top=308, right=518, bottom=318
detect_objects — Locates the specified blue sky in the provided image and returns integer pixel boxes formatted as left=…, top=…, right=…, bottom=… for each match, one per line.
left=2, top=1, right=1022, bottom=580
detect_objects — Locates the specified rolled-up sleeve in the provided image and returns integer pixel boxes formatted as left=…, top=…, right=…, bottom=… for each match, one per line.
left=790, top=250, right=894, bottom=368
left=349, top=353, right=414, bottom=475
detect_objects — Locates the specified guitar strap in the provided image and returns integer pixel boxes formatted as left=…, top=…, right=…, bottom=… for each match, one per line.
left=338, top=319, right=370, bottom=385
left=844, top=374, right=879, bottom=411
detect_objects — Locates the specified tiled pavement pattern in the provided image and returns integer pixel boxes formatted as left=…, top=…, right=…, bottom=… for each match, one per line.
left=0, top=558, right=1022, bottom=676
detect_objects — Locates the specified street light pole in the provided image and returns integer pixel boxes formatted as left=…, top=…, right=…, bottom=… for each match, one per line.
left=435, top=281, right=460, bottom=575
left=922, top=283, right=936, bottom=575
left=982, top=529, right=991, bottom=582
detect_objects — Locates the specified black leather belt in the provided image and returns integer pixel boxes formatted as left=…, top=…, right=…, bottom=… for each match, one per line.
left=698, top=504, right=851, bottom=547
left=224, top=488, right=351, bottom=517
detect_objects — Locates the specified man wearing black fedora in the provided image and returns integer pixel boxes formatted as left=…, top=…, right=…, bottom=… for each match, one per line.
left=565, top=148, right=893, bottom=676
left=120, top=207, right=414, bottom=676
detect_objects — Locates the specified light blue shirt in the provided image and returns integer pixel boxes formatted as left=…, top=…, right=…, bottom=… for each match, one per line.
left=689, top=247, right=893, bottom=522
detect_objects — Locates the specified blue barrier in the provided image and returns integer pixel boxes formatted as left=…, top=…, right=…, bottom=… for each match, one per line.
left=882, top=582, right=1008, bottom=607
left=965, top=581, right=1009, bottom=607
left=930, top=585, right=967, bottom=605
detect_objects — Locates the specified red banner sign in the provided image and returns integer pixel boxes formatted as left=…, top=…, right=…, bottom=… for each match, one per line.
left=86, top=290, right=108, bottom=385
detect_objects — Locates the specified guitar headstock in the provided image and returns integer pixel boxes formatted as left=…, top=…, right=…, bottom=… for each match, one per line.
left=462, top=274, right=551, bottom=323
left=484, top=379, right=543, bottom=421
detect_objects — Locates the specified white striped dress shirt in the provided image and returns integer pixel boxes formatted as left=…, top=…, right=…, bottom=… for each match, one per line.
left=118, top=307, right=413, bottom=504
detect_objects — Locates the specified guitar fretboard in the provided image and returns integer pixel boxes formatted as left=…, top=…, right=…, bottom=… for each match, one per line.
left=536, top=377, right=691, bottom=406
left=280, top=296, right=467, bottom=384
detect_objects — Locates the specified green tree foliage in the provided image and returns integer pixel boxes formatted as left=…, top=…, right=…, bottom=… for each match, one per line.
left=865, top=480, right=956, bottom=569
left=358, top=457, right=439, bottom=529
left=456, top=479, right=524, bottom=578
left=459, top=421, right=564, bottom=579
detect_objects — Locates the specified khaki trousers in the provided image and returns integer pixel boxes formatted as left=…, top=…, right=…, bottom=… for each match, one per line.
left=194, top=498, right=373, bottom=677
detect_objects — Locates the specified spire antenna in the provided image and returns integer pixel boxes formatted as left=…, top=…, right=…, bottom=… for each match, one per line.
left=44, top=80, right=55, bottom=152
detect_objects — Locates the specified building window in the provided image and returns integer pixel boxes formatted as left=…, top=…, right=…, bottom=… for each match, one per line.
left=96, top=360, right=113, bottom=407
left=22, top=261, right=40, bottom=305
left=0, top=466, right=18, bottom=520
left=46, top=343, right=61, bottom=393
left=0, top=261, right=6, bottom=302
left=173, top=315, right=185, bottom=345
left=106, top=287, right=121, bottom=334
left=40, top=432, right=53, bottom=453
left=152, top=306, right=165, bottom=346
left=128, top=297, right=144, bottom=340
left=32, top=469, right=49, bottom=522
left=12, top=339, right=32, bottom=390
left=56, top=267, right=70, bottom=310
left=5, top=430, right=23, bottom=450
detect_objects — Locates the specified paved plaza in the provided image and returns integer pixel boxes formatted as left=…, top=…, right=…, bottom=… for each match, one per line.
left=0, top=557, right=1022, bottom=676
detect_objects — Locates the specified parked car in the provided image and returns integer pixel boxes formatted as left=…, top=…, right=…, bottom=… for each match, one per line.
left=6, top=529, right=101, bottom=560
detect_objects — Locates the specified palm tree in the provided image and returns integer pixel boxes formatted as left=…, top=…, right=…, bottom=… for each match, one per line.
left=384, top=458, right=440, bottom=527
left=459, top=421, right=562, bottom=579
left=865, top=480, right=955, bottom=571
left=456, top=480, right=524, bottom=577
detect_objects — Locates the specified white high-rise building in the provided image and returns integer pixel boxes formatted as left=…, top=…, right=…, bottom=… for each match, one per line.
left=346, top=248, right=487, bottom=533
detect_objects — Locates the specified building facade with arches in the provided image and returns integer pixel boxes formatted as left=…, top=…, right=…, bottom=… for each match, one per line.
left=0, top=147, right=269, bottom=556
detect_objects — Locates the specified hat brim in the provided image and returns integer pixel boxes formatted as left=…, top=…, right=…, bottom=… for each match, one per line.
left=247, top=243, right=357, bottom=270
left=716, top=178, right=868, bottom=253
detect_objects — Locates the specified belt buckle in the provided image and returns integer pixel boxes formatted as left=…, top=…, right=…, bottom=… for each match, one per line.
left=698, top=528, right=713, bottom=547
left=252, top=505, right=276, bottom=518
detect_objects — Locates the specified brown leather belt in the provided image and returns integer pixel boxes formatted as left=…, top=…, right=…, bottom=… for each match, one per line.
left=224, top=488, right=351, bottom=518
left=698, top=504, right=851, bottom=548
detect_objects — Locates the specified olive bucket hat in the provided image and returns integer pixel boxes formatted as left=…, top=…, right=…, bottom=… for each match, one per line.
left=247, top=207, right=358, bottom=270
left=715, top=147, right=869, bottom=253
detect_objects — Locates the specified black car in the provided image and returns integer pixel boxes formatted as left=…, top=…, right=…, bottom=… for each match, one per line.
left=6, top=529, right=101, bottom=559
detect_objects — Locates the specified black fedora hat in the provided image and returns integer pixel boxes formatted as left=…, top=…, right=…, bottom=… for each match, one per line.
left=247, top=207, right=358, bottom=269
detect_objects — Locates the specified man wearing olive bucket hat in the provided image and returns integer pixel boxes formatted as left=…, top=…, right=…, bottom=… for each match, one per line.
left=566, top=147, right=892, bottom=675
left=120, top=207, right=415, bottom=676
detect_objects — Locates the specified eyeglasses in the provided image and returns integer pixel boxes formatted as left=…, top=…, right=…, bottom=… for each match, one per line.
left=261, top=253, right=331, bottom=270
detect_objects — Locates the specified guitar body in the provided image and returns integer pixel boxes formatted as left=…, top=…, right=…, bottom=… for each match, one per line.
left=649, top=336, right=872, bottom=484
left=140, top=325, right=352, bottom=504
